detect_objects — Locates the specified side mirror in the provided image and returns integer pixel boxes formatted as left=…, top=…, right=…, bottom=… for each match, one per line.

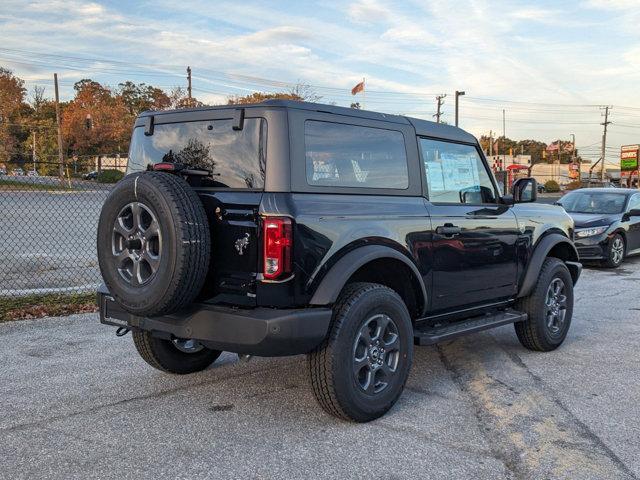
left=628, top=208, right=640, bottom=217
left=512, top=177, right=537, bottom=203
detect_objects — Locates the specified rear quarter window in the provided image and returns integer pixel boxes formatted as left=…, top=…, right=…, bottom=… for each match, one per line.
left=304, top=120, right=409, bottom=189
left=127, top=118, right=266, bottom=189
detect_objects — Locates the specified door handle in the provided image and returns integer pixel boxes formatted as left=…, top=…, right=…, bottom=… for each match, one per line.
left=436, top=224, right=462, bottom=237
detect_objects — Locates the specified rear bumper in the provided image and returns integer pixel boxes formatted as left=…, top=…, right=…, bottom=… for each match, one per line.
left=98, top=286, right=332, bottom=357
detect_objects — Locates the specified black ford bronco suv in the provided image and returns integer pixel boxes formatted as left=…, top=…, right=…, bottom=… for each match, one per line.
left=97, top=100, right=581, bottom=422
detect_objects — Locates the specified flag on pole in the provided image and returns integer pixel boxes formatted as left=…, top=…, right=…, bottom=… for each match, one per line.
left=351, top=80, right=365, bottom=95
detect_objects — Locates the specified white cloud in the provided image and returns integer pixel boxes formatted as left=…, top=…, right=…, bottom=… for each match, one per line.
left=2, top=0, right=640, bottom=150
left=347, top=0, right=391, bottom=24
left=585, top=0, right=639, bottom=9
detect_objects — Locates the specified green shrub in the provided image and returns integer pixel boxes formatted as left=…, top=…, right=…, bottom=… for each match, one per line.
left=97, top=169, right=125, bottom=183
left=544, top=180, right=560, bottom=192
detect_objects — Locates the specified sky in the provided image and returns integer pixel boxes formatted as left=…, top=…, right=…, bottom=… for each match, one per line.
left=2, top=0, right=640, bottom=166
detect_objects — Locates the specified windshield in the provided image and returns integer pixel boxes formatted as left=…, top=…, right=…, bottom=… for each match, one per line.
left=559, top=192, right=627, bottom=214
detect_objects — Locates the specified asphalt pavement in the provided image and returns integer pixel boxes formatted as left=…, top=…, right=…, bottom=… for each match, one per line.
left=1, top=258, right=639, bottom=479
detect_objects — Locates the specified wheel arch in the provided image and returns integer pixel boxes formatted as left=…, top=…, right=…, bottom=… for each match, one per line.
left=309, top=245, right=427, bottom=318
left=518, top=233, right=581, bottom=298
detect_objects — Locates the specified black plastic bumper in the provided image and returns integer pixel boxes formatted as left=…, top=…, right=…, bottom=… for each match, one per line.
left=98, top=287, right=332, bottom=357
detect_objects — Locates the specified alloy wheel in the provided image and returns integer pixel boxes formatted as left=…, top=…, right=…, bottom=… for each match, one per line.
left=545, top=278, right=567, bottom=335
left=352, top=313, right=401, bottom=394
left=112, top=202, right=162, bottom=286
left=611, top=237, right=624, bottom=265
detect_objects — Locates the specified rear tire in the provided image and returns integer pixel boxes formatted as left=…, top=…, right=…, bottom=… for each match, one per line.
left=602, top=233, right=625, bottom=268
left=514, top=257, right=574, bottom=352
left=308, top=283, right=413, bottom=422
left=133, top=331, right=222, bottom=374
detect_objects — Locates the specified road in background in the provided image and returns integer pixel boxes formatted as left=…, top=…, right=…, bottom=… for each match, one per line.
left=1, top=258, right=639, bottom=479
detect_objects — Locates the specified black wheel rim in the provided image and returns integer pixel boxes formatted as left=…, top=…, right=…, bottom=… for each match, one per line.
left=112, top=202, right=162, bottom=286
left=352, top=313, right=401, bottom=395
left=545, top=278, right=567, bottom=336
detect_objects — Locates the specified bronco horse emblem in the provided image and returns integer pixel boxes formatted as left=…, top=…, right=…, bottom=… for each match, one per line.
left=234, top=233, right=250, bottom=255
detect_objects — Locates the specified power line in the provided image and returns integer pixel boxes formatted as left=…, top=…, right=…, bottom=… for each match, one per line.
left=5, top=47, right=640, bottom=111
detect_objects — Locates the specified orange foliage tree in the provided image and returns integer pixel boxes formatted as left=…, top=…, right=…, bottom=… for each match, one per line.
left=62, top=79, right=132, bottom=158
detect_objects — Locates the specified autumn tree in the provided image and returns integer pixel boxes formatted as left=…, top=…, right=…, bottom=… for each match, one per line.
left=0, top=68, right=27, bottom=166
left=20, top=86, right=59, bottom=175
left=117, top=81, right=171, bottom=115
left=61, top=79, right=132, bottom=159
left=168, top=87, right=205, bottom=109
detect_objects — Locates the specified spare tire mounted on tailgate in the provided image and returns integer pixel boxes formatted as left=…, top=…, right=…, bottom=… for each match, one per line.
left=97, top=171, right=210, bottom=317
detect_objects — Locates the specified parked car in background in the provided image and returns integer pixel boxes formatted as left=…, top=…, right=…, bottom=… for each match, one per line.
left=557, top=188, right=640, bottom=267
left=84, top=170, right=98, bottom=180
left=26, top=170, right=38, bottom=177
left=12, top=168, right=24, bottom=176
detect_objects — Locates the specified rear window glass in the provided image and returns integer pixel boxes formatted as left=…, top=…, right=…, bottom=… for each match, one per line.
left=304, top=120, right=409, bottom=189
left=128, top=118, right=266, bottom=189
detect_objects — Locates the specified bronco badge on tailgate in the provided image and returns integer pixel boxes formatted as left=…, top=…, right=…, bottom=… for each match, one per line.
left=235, top=233, right=250, bottom=255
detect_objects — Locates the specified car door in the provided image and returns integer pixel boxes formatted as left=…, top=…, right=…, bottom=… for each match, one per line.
left=626, top=193, right=640, bottom=252
left=419, top=137, right=520, bottom=312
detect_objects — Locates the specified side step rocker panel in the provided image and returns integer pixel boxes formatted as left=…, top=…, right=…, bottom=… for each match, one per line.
left=414, top=309, right=527, bottom=346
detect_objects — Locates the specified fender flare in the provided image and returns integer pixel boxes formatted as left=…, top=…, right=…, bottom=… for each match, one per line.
left=518, top=233, right=580, bottom=298
left=309, top=245, right=428, bottom=315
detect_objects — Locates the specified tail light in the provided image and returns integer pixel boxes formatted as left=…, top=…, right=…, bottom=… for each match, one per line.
left=263, top=217, right=292, bottom=279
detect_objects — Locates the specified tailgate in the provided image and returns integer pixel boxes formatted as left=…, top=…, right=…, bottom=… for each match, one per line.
left=198, top=191, right=263, bottom=305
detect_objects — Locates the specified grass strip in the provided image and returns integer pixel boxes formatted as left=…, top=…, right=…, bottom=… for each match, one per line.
left=0, top=292, right=97, bottom=322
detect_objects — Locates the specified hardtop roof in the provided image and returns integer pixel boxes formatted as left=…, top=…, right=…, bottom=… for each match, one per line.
left=139, top=99, right=478, bottom=144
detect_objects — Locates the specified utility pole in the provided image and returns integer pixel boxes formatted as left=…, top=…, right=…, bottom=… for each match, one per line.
left=434, top=94, right=446, bottom=123
left=489, top=130, right=493, bottom=157
left=187, top=66, right=192, bottom=107
left=600, top=106, right=611, bottom=182
left=54, top=73, right=64, bottom=183
left=502, top=109, right=506, bottom=167
left=454, top=90, right=465, bottom=127
left=32, top=131, right=36, bottom=173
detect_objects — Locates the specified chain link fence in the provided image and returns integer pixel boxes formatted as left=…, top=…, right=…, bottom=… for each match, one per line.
left=0, top=158, right=126, bottom=299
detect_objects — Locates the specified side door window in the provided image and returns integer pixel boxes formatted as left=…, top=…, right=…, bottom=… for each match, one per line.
left=304, top=121, right=409, bottom=189
left=628, top=194, right=640, bottom=212
left=420, top=138, right=497, bottom=204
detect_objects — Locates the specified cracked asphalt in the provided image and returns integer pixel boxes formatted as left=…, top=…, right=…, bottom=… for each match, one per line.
left=1, top=258, right=639, bottom=479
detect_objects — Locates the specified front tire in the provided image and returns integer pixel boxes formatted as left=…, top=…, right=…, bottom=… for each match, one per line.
left=602, top=233, right=625, bottom=268
left=308, top=283, right=413, bottom=422
left=514, top=257, right=574, bottom=352
left=133, top=331, right=222, bottom=374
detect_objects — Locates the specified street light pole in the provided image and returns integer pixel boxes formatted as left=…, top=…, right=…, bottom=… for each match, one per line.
left=455, top=90, right=465, bottom=127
